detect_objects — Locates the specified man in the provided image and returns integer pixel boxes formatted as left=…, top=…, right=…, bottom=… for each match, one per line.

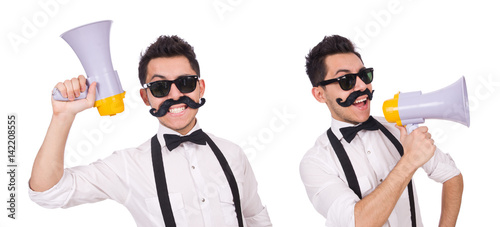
left=299, top=35, right=463, bottom=227
left=29, top=35, right=272, bottom=227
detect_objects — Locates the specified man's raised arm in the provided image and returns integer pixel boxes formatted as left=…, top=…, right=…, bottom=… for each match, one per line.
left=30, top=75, right=96, bottom=192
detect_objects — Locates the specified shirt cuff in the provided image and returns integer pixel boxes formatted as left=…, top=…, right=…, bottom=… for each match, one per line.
left=244, top=205, right=272, bottom=227
left=28, top=170, right=74, bottom=208
left=426, top=152, right=461, bottom=183
left=325, top=196, right=356, bottom=227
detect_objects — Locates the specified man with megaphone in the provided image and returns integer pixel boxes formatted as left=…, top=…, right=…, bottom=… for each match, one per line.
left=299, top=35, right=463, bottom=227
left=29, top=33, right=272, bottom=226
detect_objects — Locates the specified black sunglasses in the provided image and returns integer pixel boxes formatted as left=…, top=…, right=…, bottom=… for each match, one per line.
left=317, top=68, right=374, bottom=91
left=143, top=75, right=199, bottom=98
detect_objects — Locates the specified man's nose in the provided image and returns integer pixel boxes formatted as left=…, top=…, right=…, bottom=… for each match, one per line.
left=167, top=83, right=183, bottom=100
left=353, top=75, right=368, bottom=91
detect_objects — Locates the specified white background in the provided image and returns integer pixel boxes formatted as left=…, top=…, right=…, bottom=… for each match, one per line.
left=1, top=0, right=499, bottom=226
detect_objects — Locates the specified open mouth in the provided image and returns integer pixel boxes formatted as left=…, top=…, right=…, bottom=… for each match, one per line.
left=353, top=97, right=368, bottom=108
left=168, top=105, right=187, bottom=114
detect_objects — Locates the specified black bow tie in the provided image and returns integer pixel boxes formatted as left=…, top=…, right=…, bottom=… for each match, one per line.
left=339, top=116, right=380, bottom=143
left=163, top=129, right=207, bottom=151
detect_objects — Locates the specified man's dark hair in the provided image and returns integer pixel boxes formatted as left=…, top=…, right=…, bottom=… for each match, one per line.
left=305, top=35, right=362, bottom=87
left=138, top=35, right=200, bottom=85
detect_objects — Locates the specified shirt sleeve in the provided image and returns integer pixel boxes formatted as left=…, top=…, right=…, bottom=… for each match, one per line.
left=236, top=146, right=272, bottom=227
left=299, top=146, right=358, bottom=227
left=422, top=147, right=461, bottom=183
left=29, top=151, right=129, bottom=208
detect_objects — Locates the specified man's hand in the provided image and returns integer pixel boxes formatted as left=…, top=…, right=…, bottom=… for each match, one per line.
left=397, top=125, right=436, bottom=171
left=52, top=75, right=97, bottom=116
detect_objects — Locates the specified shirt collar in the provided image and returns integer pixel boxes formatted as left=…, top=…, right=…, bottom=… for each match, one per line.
left=330, top=117, right=362, bottom=141
left=156, top=120, right=202, bottom=148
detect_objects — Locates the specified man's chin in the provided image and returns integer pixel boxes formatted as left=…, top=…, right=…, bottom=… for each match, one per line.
left=158, top=112, right=198, bottom=134
left=347, top=107, right=371, bottom=124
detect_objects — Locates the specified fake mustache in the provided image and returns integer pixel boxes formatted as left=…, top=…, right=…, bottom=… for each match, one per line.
left=336, top=89, right=374, bottom=107
left=150, top=96, right=206, bottom=117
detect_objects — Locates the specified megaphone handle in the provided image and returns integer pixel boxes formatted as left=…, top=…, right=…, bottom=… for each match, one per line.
left=406, top=124, right=419, bottom=134
left=52, top=86, right=88, bottom=101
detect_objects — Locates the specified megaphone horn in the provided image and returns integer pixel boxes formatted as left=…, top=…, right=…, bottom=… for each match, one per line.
left=383, top=76, right=470, bottom=133
left=52, top=20, right=125, bottom=116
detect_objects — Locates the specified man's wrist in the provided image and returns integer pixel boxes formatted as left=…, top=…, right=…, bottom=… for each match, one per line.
left=392, top=157, right=418, bottom=181
left=52, top=112, right=76, bottom=123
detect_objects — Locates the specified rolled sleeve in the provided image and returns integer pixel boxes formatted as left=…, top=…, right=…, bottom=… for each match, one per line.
left=29, top=170, right=75, bottom=208
left=239, top=150, right=272, bottom=227
left=300, top=153, right=359, bottom=227
left=245, top=206, right=272, bottom=227
left=423, top=148, right=461, bottom=183
left=325, top=196, right=356, bottom=227
left=29, top=152, right=128, bottom=209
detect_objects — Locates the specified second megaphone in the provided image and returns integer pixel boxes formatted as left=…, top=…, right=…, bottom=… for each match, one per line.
left=52, top=20, right=125, bottom=116
left=383, top=76, right=470, bottom=133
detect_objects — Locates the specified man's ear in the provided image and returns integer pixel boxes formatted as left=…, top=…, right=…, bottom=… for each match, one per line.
left=312, top=86, right=326, bottom=103
left=198, top=79, right=205, bottom=98
left=140, top=89, right=150, bottom=106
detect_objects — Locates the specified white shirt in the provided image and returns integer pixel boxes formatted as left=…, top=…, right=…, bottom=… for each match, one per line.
left=29, top=122, right=272, bottom=227
left=299, top=116, right=460, bottom=227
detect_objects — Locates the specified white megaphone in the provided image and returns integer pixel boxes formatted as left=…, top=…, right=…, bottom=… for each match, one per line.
left=52, top=20, right=125, bottom=116
left=383, top=76, right=470, bottom=133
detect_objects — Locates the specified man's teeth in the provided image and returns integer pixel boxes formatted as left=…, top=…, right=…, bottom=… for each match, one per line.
left=169, top=106, right=186, bottom=113
left=354, top=98, right=367, bottom=104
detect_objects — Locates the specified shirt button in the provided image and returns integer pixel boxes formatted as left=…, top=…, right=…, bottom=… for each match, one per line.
left=201, top=198, right=206, bottom=202
left=191, top=166, right=196, bottom=169
left=380, top=179, right=383, bottom=183
left=367, top=150, right=371, bottom=155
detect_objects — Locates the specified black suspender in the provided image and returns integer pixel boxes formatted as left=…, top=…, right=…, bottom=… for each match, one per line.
left=327, top=129, right=362, bottom=199
left=151, top=135, right=176, bottom=226
left=151, top=133, right=244, bottom=227
left=326, top=119, right=417, bottom=227
left=203, top=134, right=244, bottom=227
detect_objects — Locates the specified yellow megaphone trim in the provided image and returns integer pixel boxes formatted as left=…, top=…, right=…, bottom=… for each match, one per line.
left=94, top=91, right=126, bottom=116
left=382, top=92, right=403, bottom=126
